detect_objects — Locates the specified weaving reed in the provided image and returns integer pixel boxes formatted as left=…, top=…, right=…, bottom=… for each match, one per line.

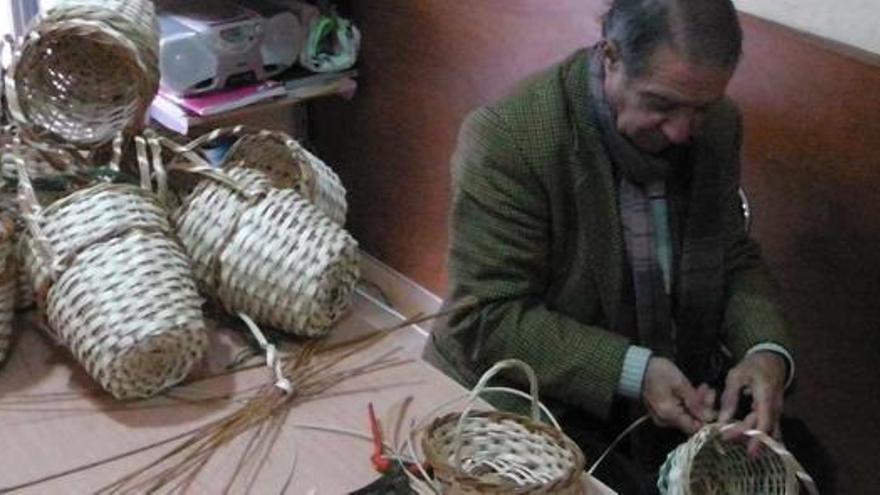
left=0, top=215, right=14, bottom=365
left=4, top=0, right=159, bottom=149
left=422, top=360, right=587, bottom=494
left=658, top=424, right=819, bottom=495
left=174, top=164, right=359, bottom=338
left=12, top=150, right=208, bottom=399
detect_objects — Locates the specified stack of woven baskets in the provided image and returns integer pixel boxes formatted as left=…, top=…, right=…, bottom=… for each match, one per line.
left=169, top=128, right=359, bottom=338
left=0, top=0, right=359, bottom=398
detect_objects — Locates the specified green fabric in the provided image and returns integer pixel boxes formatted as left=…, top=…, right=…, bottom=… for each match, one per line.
left=303, top=14, right=360, bottom=73
left=650, top=191, right=673, bottom=295
left=423, top=49, right=792, bottom=420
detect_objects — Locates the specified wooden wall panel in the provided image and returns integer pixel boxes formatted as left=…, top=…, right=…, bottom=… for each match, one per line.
left=731, top=16, right=880, bottom=493
left=311, top=4, right=879, bottom=492
left=311, top=0, right=606, bottom=295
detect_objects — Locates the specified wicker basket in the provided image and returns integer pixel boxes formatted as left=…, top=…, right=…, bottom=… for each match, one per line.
left=173, top=165, right=359, bottom=337
left=0, top=215, right=15, bottom=366
left=422, top=360, right=587, bottom=494
left=1, top=129, right=106, bottom=310
left=178, top=126, right=347, bottom=225
left=223, top=129, right=347, bottom=224
left=658, top=424, right=819, bottom=495
left=4, top=0, right=159, bottom=149
left=14, top=154, right=208, bottom=399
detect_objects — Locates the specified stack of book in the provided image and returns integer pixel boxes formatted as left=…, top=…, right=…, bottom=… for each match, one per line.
left=150, top=69, right=358, bottom=135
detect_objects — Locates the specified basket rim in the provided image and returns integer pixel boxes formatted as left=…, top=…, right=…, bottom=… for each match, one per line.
left=6, top=12, right=158, bottom=147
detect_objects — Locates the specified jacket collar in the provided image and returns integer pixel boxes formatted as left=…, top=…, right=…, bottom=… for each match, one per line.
left=560, top=48, right=624, bottom=328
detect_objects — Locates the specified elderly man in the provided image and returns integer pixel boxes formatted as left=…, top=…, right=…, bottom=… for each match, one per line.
left=422, top=0, right=828, bottom=491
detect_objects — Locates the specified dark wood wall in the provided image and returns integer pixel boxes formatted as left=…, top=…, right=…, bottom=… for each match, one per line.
left=312, top=0, right=606, bottom=294
left=728, top=16, right=880, bottom=494
left=311, top=2, right=879, bottom=492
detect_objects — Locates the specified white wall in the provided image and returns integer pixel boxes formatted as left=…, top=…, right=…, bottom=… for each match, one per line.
left=0, top=2, right=13, bottom=39
left=734, top=0, right=880, bottom=55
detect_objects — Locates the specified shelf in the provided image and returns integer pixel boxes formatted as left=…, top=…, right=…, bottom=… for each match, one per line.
left=150, top=73, right=358, bottom=136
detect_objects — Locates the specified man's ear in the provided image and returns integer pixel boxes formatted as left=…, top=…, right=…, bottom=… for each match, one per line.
left=602, top=40, right=622, bottom=73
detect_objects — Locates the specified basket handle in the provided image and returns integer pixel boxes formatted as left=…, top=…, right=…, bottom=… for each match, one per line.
left=451, top=359, right=552, bottom=470
left=4, top=139, right=60, bottom=284
left=133, top=130, right=255, bottom=203
left=3, top=34, right=26, bottom=132
left=721, top=425, right=820, bottom=495
left=181, top=126, right=318, bottom=198
left=1, top=34, right=13, bottom=125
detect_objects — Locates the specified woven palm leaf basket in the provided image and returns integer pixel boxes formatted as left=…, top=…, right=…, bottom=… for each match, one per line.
left=422, top=359, right=587, bottom=494
left=173, top=163, right=359, bottom=338
left=4, top=0, right=159, bottom=151
left=182, top=126, right=347, bottom=225
left=0, top=215, right=15, bottom=366
left=658, top=423, right=819, bottom=495
left=10, top=150, right=208, bottom=400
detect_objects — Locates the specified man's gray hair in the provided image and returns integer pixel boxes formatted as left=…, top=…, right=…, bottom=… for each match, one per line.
left=602, top=0, right=743, bottom=77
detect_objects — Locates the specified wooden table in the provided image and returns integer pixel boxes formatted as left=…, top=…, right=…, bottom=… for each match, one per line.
left=0, top=293, right=614, bottom=494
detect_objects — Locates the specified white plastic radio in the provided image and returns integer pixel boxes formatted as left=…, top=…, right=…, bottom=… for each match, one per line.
left=158, top=0, right=302, bottom=96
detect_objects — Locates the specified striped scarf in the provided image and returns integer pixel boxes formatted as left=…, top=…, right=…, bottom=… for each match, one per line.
left=587, top=51, right=677, bottom=359
left=587, top=47, right=729, bottom=384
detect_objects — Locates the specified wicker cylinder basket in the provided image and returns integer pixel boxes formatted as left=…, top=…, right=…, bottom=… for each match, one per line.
left=173, top=165, right=359, bottom=338
left=422, top=360, right=587, bottom=494
left=4, top=0, right=159, bottom=149
left=0, top=215, right=15, bottom=366
left=657, top=424, right=819, bottom=495
left=12, top=152, right=208, bottom=399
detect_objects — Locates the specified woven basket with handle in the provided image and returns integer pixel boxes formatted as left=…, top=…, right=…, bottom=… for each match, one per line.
left=173, top=164, right=359, bottom=338
left=2, top=128, right=118, bottom=310
left=658, top=423, right=819, bottom=495
left=422, top=359, right=587, bottom=494
left=12, top=150, right=208, bottom=400
left=0, top=215, right=15, bottom=366
left=183, top=126, right=347, bottom=225
left=4, top=0, right=159, bottom=149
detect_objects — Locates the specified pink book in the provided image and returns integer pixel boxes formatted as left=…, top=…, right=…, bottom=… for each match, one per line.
left=163, top=82, right=287, bottom=117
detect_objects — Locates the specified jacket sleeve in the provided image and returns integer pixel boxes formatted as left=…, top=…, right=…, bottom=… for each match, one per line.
left=442, top=107, right=630, bottom=419
left=720, top=113, right=794, bottom=362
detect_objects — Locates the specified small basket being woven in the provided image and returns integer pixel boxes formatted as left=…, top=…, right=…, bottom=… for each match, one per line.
left=5, top=0, right=159, bottom=148
left=173, top=164, right=359, bottom=338
left=0, top=215, right=15, bottom=366
left=13, top=151, right=208, bottom=399
left=658, top=424, right=819, bottom=495
left=422, top=360, right=587, bottom=494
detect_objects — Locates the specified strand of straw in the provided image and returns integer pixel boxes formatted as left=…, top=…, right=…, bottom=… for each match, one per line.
left=588, top=414, right=650, bottom=475
left=0, top=297, right=482, bottom=492
left=96, top=300, right=481, bottom=492
left=238, top=313, right=294, bottom=394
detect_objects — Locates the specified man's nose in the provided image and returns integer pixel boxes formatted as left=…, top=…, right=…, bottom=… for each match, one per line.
left=661, top=111, right=695, bottom=145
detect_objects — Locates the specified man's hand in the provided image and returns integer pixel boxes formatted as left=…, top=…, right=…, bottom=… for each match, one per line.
left=642, top=357, right=716, bottom=434
left=719, top=351, right=787, bottom=455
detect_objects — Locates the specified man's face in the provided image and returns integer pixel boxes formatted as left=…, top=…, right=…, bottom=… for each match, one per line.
left=602, top=42, right=733, bottom=153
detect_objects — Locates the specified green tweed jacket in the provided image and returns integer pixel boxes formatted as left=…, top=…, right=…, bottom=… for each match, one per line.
left=423, top=49, right=792, bottom=420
